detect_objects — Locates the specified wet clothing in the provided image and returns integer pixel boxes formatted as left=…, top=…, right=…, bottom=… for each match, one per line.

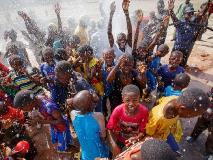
left=146, top=96, right=183, bottom=142
left=8, top=69, right=44, bottom=96
left=40, top=62, right=56, bottom=89
left=107, top=103, right=148, bottom=145
left=163, top=85, right=182, bottom=97
left=146, top=56, right=160, bottom=91
left=157, top=65, right=184, bottom=89
left=39, top=98, right=72, bottom=151
left=72, top=111, right=109, bottom=160
left=113, top=44, right=132, bottom=59
left=176, top=2, right=193, bottom=21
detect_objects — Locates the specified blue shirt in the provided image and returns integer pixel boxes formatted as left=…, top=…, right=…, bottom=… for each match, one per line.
left=158, top=64, right=184, bottom=88
left=40, top=62, right=56, bottom=88
left=50, top=72, right=94, bottom=110
left=72, top=111, right=109, bottom=160
left=174, top=20, right=198, bottom=51
left=102, top=63, right=115, bottom=97
left=163, top=85, right=182, bottom=96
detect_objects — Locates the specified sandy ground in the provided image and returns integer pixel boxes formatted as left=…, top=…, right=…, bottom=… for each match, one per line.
left=0, top=0, right=213, bottom=159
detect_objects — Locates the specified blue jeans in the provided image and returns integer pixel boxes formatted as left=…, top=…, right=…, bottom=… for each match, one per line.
left=166, top=133, right=179, bottom=152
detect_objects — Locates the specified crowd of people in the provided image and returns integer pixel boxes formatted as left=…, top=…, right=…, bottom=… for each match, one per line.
left=0, top=0, right=213, bottom=159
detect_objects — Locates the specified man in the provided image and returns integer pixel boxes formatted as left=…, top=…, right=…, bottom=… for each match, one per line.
left=176, top=0, right=193, bottom=21
left=168, top=0, right=210, bottom=67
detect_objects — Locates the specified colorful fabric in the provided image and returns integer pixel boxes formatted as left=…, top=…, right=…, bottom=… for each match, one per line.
left=39, top=98, right=72, bottom=151
left=72, top=111, right=109, bottom=160
left=146, top=96, right=183, bottom=142
left=163, top=85, right=182, bottom=97
left=9, top=70, right=43, bottom=96
left=107, top=103, right=149, bottom=144
left=40, top=62, right=56, bottom=88
left=157, top=64, right=184, bottom=88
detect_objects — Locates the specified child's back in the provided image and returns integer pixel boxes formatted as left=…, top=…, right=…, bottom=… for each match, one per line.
left=71, top=111, right=109, bottom=160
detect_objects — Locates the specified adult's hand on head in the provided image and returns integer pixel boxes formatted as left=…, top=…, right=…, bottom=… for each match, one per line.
left=110, top=1, right=116, bottom=15
left=168, top=0, right=175, bottom=11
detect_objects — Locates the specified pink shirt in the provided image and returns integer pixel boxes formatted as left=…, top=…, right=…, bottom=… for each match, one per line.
left=107, top=103, right=149, bottom=144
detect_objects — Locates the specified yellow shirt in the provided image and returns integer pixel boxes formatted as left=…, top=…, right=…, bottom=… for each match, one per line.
left=146, top=96, right=183, bottom=142
left=83, top=58, right=104, bottom=96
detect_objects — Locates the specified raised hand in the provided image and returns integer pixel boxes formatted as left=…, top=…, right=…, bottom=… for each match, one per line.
left=122, top=0, right=130, bottom=13
left=136, top=10, right=143, bottom=23
left=17, top=11, right=27, bottom=19
left=110, top=1, right=116, bottom=15
left=168, top=0, right=175, bottom=11
left=54, top=3, right=61, bottom=15
left=162, top=16, right=170, bottom=27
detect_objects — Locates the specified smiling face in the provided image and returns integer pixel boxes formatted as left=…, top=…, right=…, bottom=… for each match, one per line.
left=117, top=33, right=127, bottom=49
left=122, top=92, right=140, bottom=115
left=103, top=50, right=115, bottom=66
left=120, top=58, right=134, bottom=74
left=169, top=52, right=183, bottom=70
left=56, top=71, right=72, bottom=86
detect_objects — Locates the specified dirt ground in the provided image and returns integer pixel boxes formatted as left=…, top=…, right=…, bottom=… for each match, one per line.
left=0, top=0, right=213, bottom=159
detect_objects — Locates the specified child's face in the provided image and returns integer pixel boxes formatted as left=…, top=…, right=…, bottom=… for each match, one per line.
left=122, top=92, right=140, bottom=115
left=43, top=52, right=54, bottom=65
left=117, top=35, right=127, bottom=49
left=120, top=59, right=134, bottom=74
left=80, top=52, right=92, bottom=63
left=169, top=53, right=182, bottom=69
left=56, top=71, right=72, bottom=86
left=10, top=59, right=23, bottom=72
left=103, top=51, right=115, bottom=66
left=22, top=101, right=35, bottom=112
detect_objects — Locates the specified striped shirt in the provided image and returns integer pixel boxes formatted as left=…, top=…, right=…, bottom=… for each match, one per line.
left=9, top=69, right=43, bottom=96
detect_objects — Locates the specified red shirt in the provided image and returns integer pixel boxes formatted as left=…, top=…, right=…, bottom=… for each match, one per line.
left=209, top=2, right=213, bottom=15
left=107, top=103, right=149, bottom=144
left=0, top=106, right=25, bottom=124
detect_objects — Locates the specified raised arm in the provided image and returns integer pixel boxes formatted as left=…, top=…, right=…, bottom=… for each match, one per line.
left=197, top=0, right=211, bottom=22
left=108, top=2, right=116, bottom=48
left=147, top=16, right=170, bottom=52
left=122, top=0, right=132, bottom=47
left=168, top=0, right=179, bottom=23
left=55, top=3, right=62, bottom=34
left=133, top=12, right=143, bottom=51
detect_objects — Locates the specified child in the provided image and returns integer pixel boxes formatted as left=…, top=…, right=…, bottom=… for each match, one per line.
left=70, top=90, right=109, bottom=160
left=50, top=61, right=94, bottom=112
left=145, top=44, right=170, bottom=98
left=157, top=51, right=185, bottom=91
left=107, top=54, right=147, bottom=111
left=163, top=73, right=190, bottom=97
left=13, top=90, right=72, bottom=153
left=40, top=47, right=56, bottom=89
left=7, top=55, right=44, bottom=96
left=107, top=84, right=149, bottom=157
left=101, top=48, right=116, bottom=117
left=77, top=45, right=104, bottom=97
left=146, top=88, right=210, bottom=153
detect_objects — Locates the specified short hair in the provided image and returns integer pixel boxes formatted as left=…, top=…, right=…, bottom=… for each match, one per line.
left=13, top=90, right=35, bottom=108
left=174, top=73, right=190, bottom=89
left=78, top=45, right=93, bottom=56
left=171, top=50, right=183, bottom=59
left=55, top=48, right=67, bottom=61
left=157, top=44, right=169, bottom=53
left=141, top=138, right=176, bottom=160
left=123, top=53, right=134, bottom=62
left=8, top=55, right=24, bottom=66
left=42, top=47, right=54, bottom=56
left=55, top=60, right=73, bottom=74
left=117, top=33, right=126, bottom=41
left=122, top=84, right=140, bottom=96
left=177, top=88, right=210, bottom=109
